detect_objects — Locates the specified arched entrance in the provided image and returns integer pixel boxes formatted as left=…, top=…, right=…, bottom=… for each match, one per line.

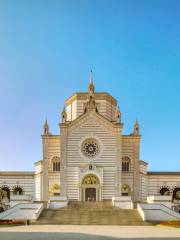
left=81, top=174, right=100, bottom=201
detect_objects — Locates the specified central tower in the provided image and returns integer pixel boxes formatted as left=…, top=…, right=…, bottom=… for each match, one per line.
left=59, top=76, right=123, bottom=201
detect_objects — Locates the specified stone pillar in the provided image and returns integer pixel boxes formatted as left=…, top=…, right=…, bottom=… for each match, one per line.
left=42, top=136, right=50, bottom=203
left=59, top=123, right=68, bottom=197
left=132, top=136, right=141, bottom=202
left=114, top=123, right=123, bottom=197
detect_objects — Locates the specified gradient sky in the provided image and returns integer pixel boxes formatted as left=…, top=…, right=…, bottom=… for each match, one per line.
left=0, top=0, right=180, bottom=171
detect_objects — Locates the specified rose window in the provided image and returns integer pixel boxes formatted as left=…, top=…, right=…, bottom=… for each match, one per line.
left=82, top=138, right=100, bottom=158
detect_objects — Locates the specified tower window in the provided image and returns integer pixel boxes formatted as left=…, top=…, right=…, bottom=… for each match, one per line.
left=122, top=156, right=130, bottom=172
left=51, top=156, right=60, bottom=172
left=53, top=161, right=60, bottom=172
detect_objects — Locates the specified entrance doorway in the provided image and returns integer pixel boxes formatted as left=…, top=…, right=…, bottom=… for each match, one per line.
left=81, top=174, right=100, bottom=201
left=85, top=188, right=96, bottom=201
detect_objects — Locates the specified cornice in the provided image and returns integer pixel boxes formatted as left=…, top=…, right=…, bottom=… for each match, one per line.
left=66, top=92, right=117, bottom=106
left=122, top=135, right=141, bottom=141
left=41, top=135, right=60, bottom=139
left=0, top=171, right=34, bottom=177
left=140, top=160, right=148, bottom=166
left=148, top=171, right=180, bottom=175
left=34, top=160, right=43, bottom=166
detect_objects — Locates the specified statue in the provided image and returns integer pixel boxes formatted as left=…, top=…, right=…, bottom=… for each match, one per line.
left=84, top=71, right=97, bottom=112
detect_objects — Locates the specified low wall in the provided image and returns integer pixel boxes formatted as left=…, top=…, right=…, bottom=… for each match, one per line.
left=137, top=203, right=180, bottom=221
left=48, top=196, right=68, bottom=209
left=112, top=196, right=133, bottom=209
left=0, top=203, right=44, bottom=220
left=10, top=195, right=33, bottom=207
left=147, top=195, right=172, bottom=208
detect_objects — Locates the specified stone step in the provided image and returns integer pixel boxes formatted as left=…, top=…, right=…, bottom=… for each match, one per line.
left=64, top=201, right=115, bottom=210
left=35, top=201, right=150, bottom=225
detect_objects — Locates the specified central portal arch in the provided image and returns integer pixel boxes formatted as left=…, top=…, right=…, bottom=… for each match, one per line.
left=81, top=174, right=100, bottom=201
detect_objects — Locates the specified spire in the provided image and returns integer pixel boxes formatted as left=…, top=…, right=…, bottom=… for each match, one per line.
left=132, top=119, right=140, bottom=135
left=115, top=104, right=121, bottom=123
left=61, top=105, right=67, bottom=123
left=43, top=118, right=49, bottom=135
left=88, top=70, right=95, bottom=96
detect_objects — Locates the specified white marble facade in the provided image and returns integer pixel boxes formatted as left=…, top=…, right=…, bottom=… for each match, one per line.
left=0, top=79, right=180, bottom=208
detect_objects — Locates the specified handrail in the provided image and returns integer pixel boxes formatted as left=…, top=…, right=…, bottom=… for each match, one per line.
left=159, top=204, right=180, bottom=219
left=161, top=203, right=179, bottom=213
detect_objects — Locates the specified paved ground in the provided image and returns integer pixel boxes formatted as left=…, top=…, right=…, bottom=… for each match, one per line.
left=0, top=225, right=180, bottom=240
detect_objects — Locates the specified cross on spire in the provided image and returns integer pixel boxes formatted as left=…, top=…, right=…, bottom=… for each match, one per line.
left=89, top=70, right=93, bottom=84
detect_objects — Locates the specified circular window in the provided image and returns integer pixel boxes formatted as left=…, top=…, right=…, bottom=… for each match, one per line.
left=81, top=138, right=100, bottom=158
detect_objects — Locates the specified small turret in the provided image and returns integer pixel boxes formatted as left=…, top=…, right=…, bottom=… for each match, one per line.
left=132, top=119, right=140, bottom=135
left=61, top=106, right=67, bottom=123
left=115, top=105, right=121, bottom=123
left=43, top=119, right=50, bottom=135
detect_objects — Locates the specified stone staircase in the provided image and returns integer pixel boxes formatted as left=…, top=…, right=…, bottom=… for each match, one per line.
left=35, top=201, right=150, bottom=225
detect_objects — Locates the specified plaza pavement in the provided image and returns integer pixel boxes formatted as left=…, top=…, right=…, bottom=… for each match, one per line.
left=0, top=225, right=180, bottom=240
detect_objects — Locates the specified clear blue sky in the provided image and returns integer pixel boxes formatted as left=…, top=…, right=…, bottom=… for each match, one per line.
left=0, top=0, right=180, bottom=171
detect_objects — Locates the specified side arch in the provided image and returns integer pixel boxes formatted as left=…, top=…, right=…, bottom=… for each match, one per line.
left=159, top=186, right=170, bottom=196
left=12, top=185, right=23, bottom=195
left=172, top=187, right=180, bottom=201
left=0, top=185, right=10, bottom=201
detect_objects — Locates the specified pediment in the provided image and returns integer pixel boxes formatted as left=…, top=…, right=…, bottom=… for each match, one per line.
left=67, top=110, right=120, bottom=134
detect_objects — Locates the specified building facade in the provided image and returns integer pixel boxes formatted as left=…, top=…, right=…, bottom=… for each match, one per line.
left=0, top=79, right=180, bottom=209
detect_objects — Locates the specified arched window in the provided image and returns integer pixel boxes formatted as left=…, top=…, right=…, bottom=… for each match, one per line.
left=122, top=156, right=130, bottom=172
left=13, top=186, right=23, bottom=195
left=52, top=156, right=60, bottom=172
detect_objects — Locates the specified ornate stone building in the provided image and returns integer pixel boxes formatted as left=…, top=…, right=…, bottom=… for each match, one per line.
left=0, top=77, right=180, bottom=210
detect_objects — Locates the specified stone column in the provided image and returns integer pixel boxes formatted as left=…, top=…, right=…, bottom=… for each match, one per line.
left=42, top=136, right=50, bottom=203
left=132, top=136, right=141, bottom=202
left=59, top=123, right=68, bottom=197
left=114, top=123, right=123, bottom=197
